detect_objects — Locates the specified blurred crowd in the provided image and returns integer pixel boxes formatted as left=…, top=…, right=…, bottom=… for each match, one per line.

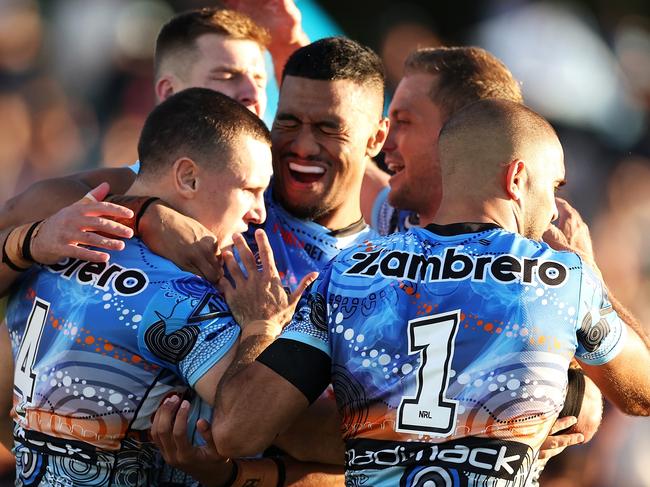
left=0, top=0, right=648, bottom=485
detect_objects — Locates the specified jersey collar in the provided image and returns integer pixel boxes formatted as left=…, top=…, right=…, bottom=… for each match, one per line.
left=424, top=222, right=502, bottom=236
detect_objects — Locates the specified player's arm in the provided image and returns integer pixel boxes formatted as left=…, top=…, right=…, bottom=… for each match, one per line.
left=549, top=204, right=650, bottom=415
left=537, top=368, right=602, bottom=462
left=568, top=250, right=650, bottom=416
left=578, top=291, right=650, bottom=416
left=274, top=394, right=345, bottom=466
left=152, top=395, right=343, bottom=487
left=0, top=167, right=135, bottom=230
left=213, top=231, right=325, bottom=458
left=222, top=0, right=309, bottom=83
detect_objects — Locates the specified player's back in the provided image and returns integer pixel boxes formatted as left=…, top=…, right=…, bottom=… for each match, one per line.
left=6, top=238, right=235, bottom=486
left=324, top=222, right=585, bottom=486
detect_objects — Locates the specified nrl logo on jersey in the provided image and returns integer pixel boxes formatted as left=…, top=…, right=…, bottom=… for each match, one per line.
left=344, top=247, right=568, bottom=287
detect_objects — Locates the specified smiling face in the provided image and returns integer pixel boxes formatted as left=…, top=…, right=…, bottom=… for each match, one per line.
left=271, top=76, right=384, bottom=227
left=177, top=34, right=267, bottom=118
left=384, top=73, right=446, bottom=220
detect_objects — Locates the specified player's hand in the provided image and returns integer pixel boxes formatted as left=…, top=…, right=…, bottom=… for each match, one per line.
left=222, top=0, right=309, bottom=57
left=219, top=230, right=317, bottom=336
left=543, top=198, right=601, bottom=278
left=151, top=395, right=233, bottom=486
left=553, top=198, right=596, bottom=262
left=139, top=204, right=223, bottom=283
left=30, top=182, right=134, bottom=264
left=537, top=416, right=584, bottom=463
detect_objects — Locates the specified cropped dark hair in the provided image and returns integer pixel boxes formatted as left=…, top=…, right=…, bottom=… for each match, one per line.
left=154, top=7, right=270, bottom=80
left=138, top=87, right=270, bottom=177
left=405, top=46, right=523, bottom=119
left=282, top=37, right=385, bottom=95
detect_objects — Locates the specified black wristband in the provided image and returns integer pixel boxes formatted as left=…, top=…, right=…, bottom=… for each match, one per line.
left=134, top=197, right=160, bottom=234
left=271, top=457, right=286, bottom=487
left=2, top=230, right=29, bottom=272
left=21, top=220, right=42, bottom=263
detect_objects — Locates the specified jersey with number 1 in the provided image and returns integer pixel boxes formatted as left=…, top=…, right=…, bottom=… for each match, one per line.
left=6, top=238, right=239, bottom=486
left=259, top=222, right=626, bottom=487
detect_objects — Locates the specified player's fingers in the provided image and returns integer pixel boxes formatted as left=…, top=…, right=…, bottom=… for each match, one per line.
left=154, top=395, right=183, bottom=460
left=61, top=245, right=111, bottom=263
left=80, top=182, right=110, bottom=204
left=196, top=418, right=216, bottom=447
left=88, top=217, right=133, bottom=239
left=171, top=400, right=192, bottom=449
left=255, top=229, right=279, bottom=279
left=232, top=233, right=257, bottom=274
left=550, top=415, right=577, bottom=435
left=74, top=216, right=132, bottom=238
left=222, top=249, right=244, bottom=284
left=193, top=239, right=223, bottom=283
left=70, top=222, right=127, bottom=241
left=290, top=271, right=318, bottom=307
left=540, top=432, right=584, bottom=455
left=196, top=253, right=223, bottom=284
left=194, top=259, right=222, bottom=284
left=77, top=201, right=135, bottom=221
left=216, top=275, right=235, bottom=301
left=74, top=232, right=126, bottom=252
left=543, top=224, right=569, bottom=250
left=537, top=445, right=567, bottom=461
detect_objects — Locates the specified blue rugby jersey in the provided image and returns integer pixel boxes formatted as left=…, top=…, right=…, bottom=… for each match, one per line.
left=371, top=186, right=421, bottom=236
left=258, top=222, right=626, bottom=487
left=6, top=239, right=239, bottom=486
left=247, top=190, right=378, bottom=290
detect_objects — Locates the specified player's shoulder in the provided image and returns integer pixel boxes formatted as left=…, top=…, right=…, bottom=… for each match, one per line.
left=333, top=228, right=419, bottom=267
left=104, top=238, right=217, bottom=301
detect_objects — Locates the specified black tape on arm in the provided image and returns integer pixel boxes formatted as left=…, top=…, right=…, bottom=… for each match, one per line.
left=558, top=368, right=586, bottom=420
left=257, top=338, right=331, bottom=404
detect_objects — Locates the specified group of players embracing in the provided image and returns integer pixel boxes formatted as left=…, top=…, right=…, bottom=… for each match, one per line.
left=0, top=2, right=648, bottom=487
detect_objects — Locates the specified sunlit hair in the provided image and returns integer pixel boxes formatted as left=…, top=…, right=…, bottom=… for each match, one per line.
left=154, top=7, right=270, bottom=80
left=405, top=46, right=523, bottom=119
left=138, top=88, right=270, bottom=177
left=282, top=37, right=385, bottom=101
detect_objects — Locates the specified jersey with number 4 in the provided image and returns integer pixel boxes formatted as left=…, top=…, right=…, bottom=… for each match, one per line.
left=258, top=222, right=626, bottom=487
left=6, top=238, right=239, bottom=486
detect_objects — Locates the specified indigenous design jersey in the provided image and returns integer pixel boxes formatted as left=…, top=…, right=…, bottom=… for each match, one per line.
left=6, top=239, right=239, bottom=486
left=259, top=223, right=626, bottom=487
left=248, top=190, right=378, bottom=290
left=371, top=186, right=421, bottom=236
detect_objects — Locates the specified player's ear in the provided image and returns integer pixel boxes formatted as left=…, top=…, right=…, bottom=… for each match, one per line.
left=154, top=75, right=177, bottom=102
left=366, top=116, right=389, bottom=158
left=505, top=159, right=526, bottom=201
left=173, top=157, right=200, bottom=199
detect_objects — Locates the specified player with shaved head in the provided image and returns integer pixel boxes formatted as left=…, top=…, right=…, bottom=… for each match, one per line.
left=212, top=98, right=650, bottom=487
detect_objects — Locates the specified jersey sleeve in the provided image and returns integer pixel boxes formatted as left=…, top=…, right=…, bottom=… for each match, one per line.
left=574, top=261, right=627, bottom=365
left=256, top=265, right=334, bottom=403
left=371, top=186, right=394, bottom=236
left=137, top=276, right=240, bottom=387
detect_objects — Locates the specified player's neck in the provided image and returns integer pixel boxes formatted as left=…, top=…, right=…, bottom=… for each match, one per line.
left=433, top=198, right=513, bottom=231
left=126, top=179, right=177, bottom=207
left=314, top=204, right=364, bottom=232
